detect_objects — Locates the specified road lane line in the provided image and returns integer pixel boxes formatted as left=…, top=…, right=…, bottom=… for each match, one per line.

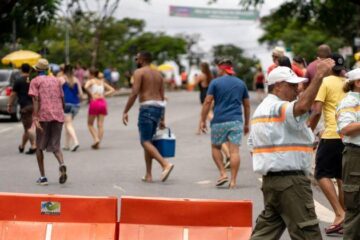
left=113, top=184, right=126, bottom=193
left=196, top=180, right=212, bottom=185
left=0, top=127, right=13, bottom=133
left=257, top=178, right=333, bottom=223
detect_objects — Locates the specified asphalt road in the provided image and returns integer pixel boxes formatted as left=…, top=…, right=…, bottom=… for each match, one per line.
left=0, top=91, right=341, bottom=240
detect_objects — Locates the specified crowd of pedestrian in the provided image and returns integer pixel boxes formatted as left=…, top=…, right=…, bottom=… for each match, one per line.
left=6, top=44, right=360, bottom=239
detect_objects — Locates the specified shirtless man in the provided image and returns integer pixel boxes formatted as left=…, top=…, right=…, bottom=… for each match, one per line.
left=123, top=51, right=174, bottom=182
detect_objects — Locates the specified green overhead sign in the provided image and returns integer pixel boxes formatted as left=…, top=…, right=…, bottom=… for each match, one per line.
left=169, top=5, right=259, bottom=21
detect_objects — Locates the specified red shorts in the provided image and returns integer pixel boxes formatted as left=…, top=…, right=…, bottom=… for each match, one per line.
left=89, top=98, right=107, bottom=116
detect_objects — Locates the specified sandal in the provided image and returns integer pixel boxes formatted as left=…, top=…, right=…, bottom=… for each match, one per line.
left=216, top=177, right=228, bottom=187
left=325, top=221, right=344, bottom=235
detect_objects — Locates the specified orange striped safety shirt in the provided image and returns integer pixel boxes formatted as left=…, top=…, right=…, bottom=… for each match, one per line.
left=248, top=94, right=315, bottom=175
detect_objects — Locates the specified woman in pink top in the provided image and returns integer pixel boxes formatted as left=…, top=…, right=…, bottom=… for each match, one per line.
left=84, top=68, right=115, bottom=149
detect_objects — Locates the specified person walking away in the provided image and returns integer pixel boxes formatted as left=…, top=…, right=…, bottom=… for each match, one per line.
left=293, top=56, right=307, bottom=75
left=304, top=44, right=332, bottom=89
left=7, top=63, right=36, bottom=154
left=308, top=53, right=346, bottom=235
left=28, top=58, right=67, bottom=185
left=200, top=59, right=250, bottom=189
left=336, top=68, right=360, bottom=239
left=249, top=60, right=334, bottom=239
left=60, top=64, right=83, bottom=152
left=111, top=67, right=120, bottom=89
left=84, top=68, right=115, bottom=149
left=252, top=65, right=265, bottom=102
left=122, top=51, right=174, bottom=183
left=74, top=62, right=85, bottom=87
left=195, top=62, right=213, bottom=134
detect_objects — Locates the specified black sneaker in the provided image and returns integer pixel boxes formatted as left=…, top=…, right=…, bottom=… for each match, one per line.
left=36, top=177, right=48, bottom=186
left=59, top=165, right=67, bottom=184
left=25, top=148, right=37, bottom=155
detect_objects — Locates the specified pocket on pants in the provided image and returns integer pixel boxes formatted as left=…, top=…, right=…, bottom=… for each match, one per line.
left=343, top=184, right=360, bottom=210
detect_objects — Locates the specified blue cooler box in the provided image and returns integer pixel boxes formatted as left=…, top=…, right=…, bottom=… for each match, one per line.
left=152, top=128, right=176, bottom=158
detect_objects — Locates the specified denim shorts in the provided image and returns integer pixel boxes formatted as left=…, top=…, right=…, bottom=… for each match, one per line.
left=64, top=103, right=80, bottom=118
left=138, top=105, right=165, bottom=143
left=211, top=120, right=243, bottom=146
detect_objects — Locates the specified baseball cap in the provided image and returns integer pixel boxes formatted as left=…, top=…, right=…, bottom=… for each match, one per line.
left=331, top=53, right=345, bottom=71
left=345, top=68, right=360, bottom=82
left=267, top=66, right=308, bottom=85
left=218, top=59, right=235, bottom=75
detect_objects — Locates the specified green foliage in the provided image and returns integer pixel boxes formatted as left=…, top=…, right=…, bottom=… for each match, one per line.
left=0, top=0, right=60, bottom=45
left=212, top=44, right=259, bottom=89
left=258, top=0, right=360, bottom=62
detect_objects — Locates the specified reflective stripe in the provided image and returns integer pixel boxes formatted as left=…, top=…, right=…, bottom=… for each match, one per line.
left=253, top=144, right=313, bottom=154
left=251, top=103, right=288, bottom=124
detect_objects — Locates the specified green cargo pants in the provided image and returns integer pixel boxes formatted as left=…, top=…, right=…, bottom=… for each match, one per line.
left=342, top=146, right=360, bottom=240
left=250, top=174, right=322, bottom=240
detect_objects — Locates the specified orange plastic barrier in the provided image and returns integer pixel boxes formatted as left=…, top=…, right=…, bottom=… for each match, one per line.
left=119, top=196, right=252, bottom=240
left=0, top=192, right=117, bottom=240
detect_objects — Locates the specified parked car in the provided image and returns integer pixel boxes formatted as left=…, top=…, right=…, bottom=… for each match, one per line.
left=0, top=69, right=21, bottom=121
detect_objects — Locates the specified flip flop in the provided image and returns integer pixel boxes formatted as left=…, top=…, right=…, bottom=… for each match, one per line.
left=161, top=164, right=174, bottom=182
left=216, top=177, right=228, bottom=187
left=59, top=165, right=67, bottom=184
left=325, top=222, right=343, bottom=235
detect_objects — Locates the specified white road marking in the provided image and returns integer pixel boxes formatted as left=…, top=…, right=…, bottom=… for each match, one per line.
left=257, top=178, right=333, bottom=223
left=113, top=184, right=126, bottom=193
left=0, top=127, right=13, bottom=133
left=196, top=180, right=212, bottom=185
left=45, top=223, right=53, bottom=240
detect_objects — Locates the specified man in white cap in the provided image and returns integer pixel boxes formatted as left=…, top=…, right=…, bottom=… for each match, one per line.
left=28, top=58, right=67, bottom=186
left=249, top=59, right=334, bottom=239
left=336, top=68, right=360, bottom=239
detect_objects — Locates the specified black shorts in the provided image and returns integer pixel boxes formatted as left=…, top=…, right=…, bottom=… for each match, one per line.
left=36, top=121, right=63, bottom=152
left=256, top=83, right=264, bottom=90
left=315, top=139, right=344, bottom=180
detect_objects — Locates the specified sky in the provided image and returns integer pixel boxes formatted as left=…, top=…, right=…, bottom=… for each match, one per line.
left=63, top=0, right=285, bottom=68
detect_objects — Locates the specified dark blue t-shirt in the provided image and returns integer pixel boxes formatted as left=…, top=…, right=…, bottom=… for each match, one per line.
left=207, top=75, right=249, bottom=124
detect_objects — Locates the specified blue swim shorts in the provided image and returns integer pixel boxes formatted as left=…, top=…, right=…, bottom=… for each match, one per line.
left=211, top=120, right=243, bottom=146
left=138, top=105, right=165, bottom=143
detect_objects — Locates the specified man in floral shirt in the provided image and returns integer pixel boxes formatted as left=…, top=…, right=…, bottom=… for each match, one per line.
left=29, top=58, right=67, bottom=185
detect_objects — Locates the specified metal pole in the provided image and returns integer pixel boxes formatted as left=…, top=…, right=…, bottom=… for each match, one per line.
left=65, top=0, right=70, bottom=64
left=12, top=19, right=16, bottom=51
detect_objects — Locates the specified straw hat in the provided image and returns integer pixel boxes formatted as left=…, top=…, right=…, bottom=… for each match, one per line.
left=34, top=58, right=49, bottom=71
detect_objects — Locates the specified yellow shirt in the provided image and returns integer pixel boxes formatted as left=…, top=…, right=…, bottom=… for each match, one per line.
left=315, top=75, right=345, bottom=139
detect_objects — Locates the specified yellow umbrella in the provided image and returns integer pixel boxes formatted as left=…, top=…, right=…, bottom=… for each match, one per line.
left=158, top=64, right=174, bottom=71
left=2, top=50, right=41, bottom=68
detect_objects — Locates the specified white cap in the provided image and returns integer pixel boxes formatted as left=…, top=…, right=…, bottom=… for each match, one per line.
left=267, top=66, right=308, bottom=85
left=346, top=68, right=360, bottom=82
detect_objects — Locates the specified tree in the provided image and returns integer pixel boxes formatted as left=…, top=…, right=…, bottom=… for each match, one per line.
left=0, top=0, right=60, bottom=50
left=257, top=0, right=360, bottom=61
left=212, top=44, right=259, bottom=89
left=68, top=0, right=121, bottom=67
